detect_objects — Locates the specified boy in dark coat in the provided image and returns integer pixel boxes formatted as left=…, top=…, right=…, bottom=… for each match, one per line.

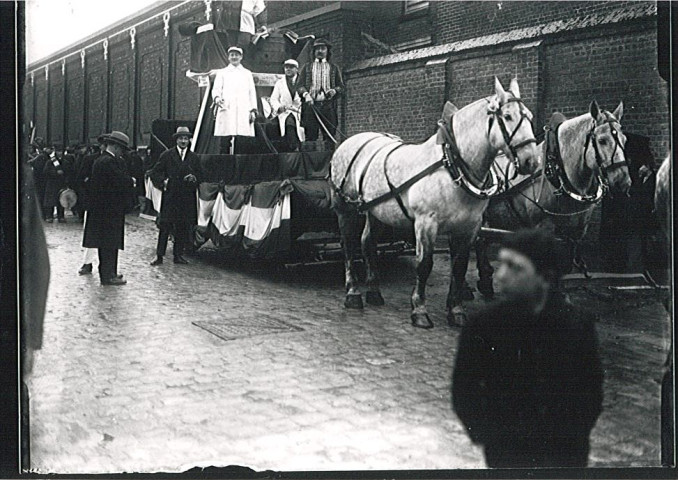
left=82, top=131, right=135, bottom=286
left=148, top=126, right=202, bottom=265
left=452, top=229, right=603, bottom=468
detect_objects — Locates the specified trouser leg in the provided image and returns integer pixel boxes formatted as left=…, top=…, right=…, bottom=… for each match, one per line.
left=82, top=247, right=97, bottom=265
left=173, top=222, right=189, bottom=257
left=56, top=204, right=64, bottom=219
left=98, top=248, right=115, bottom=281
left=219, top=136, right=233, bottom=154
left=156, top=227, right=170, bottom=257
left=284, top=116, right=300, bottom=151
left=302, top=104, right=319, bottom=141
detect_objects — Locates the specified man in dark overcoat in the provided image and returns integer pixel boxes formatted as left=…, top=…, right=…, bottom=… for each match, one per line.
left=148, top=126, right=202, bottom=265
left=452, top=229, right=603, bottom=468
left=82, top=131, right=135, bottom=286
left=297, top=38, right=344, bottom=143
left=76, top=140, right=105, bottom=275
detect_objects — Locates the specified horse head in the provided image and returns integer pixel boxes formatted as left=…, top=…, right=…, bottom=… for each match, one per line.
left=585, top=100, right=631, bottom=194
left=486, top=77, right=539, bottom=175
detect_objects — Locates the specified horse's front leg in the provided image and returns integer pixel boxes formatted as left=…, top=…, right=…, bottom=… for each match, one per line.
left=447, top=235, right=474, bottom=327
left=362, top=213, right=385, bottom=306
left=411, top=215, right=437, bottom=329
left=475, top=235, right=495, bottom=298
left=337, top=208, right=363, bottom=309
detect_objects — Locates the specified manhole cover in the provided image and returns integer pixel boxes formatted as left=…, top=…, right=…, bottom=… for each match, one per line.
left=192, top=316, right=303, bottom=341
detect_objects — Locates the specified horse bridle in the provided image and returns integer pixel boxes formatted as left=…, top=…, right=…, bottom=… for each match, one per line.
left=583, top=113, right=627, bottom=188
left=487, top=96, right=537, bottom=171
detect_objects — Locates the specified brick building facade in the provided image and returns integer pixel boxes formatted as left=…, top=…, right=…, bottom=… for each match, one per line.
left=24, top=1, right=668, bottom=161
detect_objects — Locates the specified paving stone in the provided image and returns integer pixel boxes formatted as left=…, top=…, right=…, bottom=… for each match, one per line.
left=25, top=213, right=668, bottom=472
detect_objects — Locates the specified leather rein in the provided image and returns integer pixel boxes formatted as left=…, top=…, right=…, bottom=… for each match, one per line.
left=331, top=96, right=537, bottom=217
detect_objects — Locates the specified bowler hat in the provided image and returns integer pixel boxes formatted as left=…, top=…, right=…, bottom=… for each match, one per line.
left=312, top=38, right=331, bottom=49
left=101, top=131, right=131, bottom=150
left=172, top=126, right=193, bottom=139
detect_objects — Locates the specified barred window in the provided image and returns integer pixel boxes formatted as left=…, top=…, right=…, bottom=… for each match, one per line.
left=403, top=0, right=429, bottom=15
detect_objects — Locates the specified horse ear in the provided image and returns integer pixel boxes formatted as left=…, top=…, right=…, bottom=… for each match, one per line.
left=612, top=101, right=624, bottom=121
left=494, top=77, right=507, bottom=104
left=589, top=101, right=601, bottom=121
left=509, top=77, right=521, bottom=98
left=441, top=101, right=458, bottom=124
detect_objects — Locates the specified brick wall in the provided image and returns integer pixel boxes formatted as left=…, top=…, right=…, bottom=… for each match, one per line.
left=432, top=1, right=653, bottom=44
left=369, top=1, right=432, bottom=50
left=49, top=70, right=65, bottom=147
left=346, top=59, right=447, bottom=142
left=109, top=38, right=136, bottom=138
left=65, top=58, right=84, bottom=145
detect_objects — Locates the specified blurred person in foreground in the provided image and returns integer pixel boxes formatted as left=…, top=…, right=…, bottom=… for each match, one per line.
left=452, top=228, right=603, bottom=468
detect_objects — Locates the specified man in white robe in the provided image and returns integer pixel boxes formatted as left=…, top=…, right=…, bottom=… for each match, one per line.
left=212, top=46, right=258, bottom=154
left=269, top=59, right=304, bottom=151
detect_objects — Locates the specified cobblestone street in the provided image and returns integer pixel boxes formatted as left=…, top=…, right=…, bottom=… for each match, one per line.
left=26, top=211, right=669, bottom=473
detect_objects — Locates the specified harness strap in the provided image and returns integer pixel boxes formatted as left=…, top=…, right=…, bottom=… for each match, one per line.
left=493, top=168, right=543, bottom=199
left=358, top=159, right=444, bottom=213
left=337, top=134, right=386, bottom=192
left=357, top=140, right=403, bottom=201
left=382, top=143, right=413, bottom=222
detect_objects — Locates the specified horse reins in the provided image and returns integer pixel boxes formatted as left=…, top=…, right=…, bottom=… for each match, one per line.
left=487, top=97, right=538, bottom=171
left=583, top=112, right=627, bottom=187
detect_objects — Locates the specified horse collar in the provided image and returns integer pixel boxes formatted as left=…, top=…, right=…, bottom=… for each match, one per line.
left=437, top=119, right=499, bottom=199
left=544, top=123, right=605, bottom=204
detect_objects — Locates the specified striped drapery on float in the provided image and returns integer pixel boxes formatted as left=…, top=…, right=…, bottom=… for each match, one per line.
left=145, top=151, right=334, bottom=259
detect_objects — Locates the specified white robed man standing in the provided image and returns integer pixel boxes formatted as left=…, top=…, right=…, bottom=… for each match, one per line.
left=269, top=59, right=305, bottom=151
left=212, top=46, right=258, bottom=154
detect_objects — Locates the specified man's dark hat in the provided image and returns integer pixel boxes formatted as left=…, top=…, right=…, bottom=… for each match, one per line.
left=502, top=229, right=570, bottom=281
left=172, top=126, right=193, bottom=139
left=100, top=131, right=131, bottom=150
left=312, top=37, right=331, bottom=49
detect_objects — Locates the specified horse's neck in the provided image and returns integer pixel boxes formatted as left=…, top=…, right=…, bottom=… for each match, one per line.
left=451, top=101, right=495, bottom=179
left=557, top=115, right=596, bottom=193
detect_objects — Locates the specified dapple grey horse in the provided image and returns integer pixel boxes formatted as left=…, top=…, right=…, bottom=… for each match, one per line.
left=330, top=78, right=540, bottom=328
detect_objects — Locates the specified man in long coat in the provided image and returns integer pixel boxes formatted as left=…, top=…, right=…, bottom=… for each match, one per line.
left=452, top=229, right=603, bottom=468
left=27, top=137, right=48, bottom=212
left=77, top=140, right=105, bottom=275
left=148, top=126, right=202, bottom=265
left=269, top=59, right=305, bottom=151
left=212, top=46, right=258, bottom=154
left=82, top=131, right=135, bottom=286
left=297, top=38, right=344, bottom=143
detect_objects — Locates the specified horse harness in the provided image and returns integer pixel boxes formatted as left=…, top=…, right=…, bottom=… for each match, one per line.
left=331, top=96, right=536, bottom=220
left=544, top=113, right=626, bottom=204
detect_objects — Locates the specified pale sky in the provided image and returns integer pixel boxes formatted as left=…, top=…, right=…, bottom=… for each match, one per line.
left=25, top=0, right=164, bottom=65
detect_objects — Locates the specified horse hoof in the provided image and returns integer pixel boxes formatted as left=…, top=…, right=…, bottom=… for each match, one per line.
left=477, top=279, right=494, bottom=299
left=448, top=307, right=468, bottom=327
left=366, top=291, right=385, bottom=306
left=344, top=294, right=364, bottom=309
left=411, top=313, right=434, bottom=329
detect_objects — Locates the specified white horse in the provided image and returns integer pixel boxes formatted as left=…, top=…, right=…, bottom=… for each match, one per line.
left=470, top=101, right=630, bottom=296
left=330, top=78, right=540, bottom=328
